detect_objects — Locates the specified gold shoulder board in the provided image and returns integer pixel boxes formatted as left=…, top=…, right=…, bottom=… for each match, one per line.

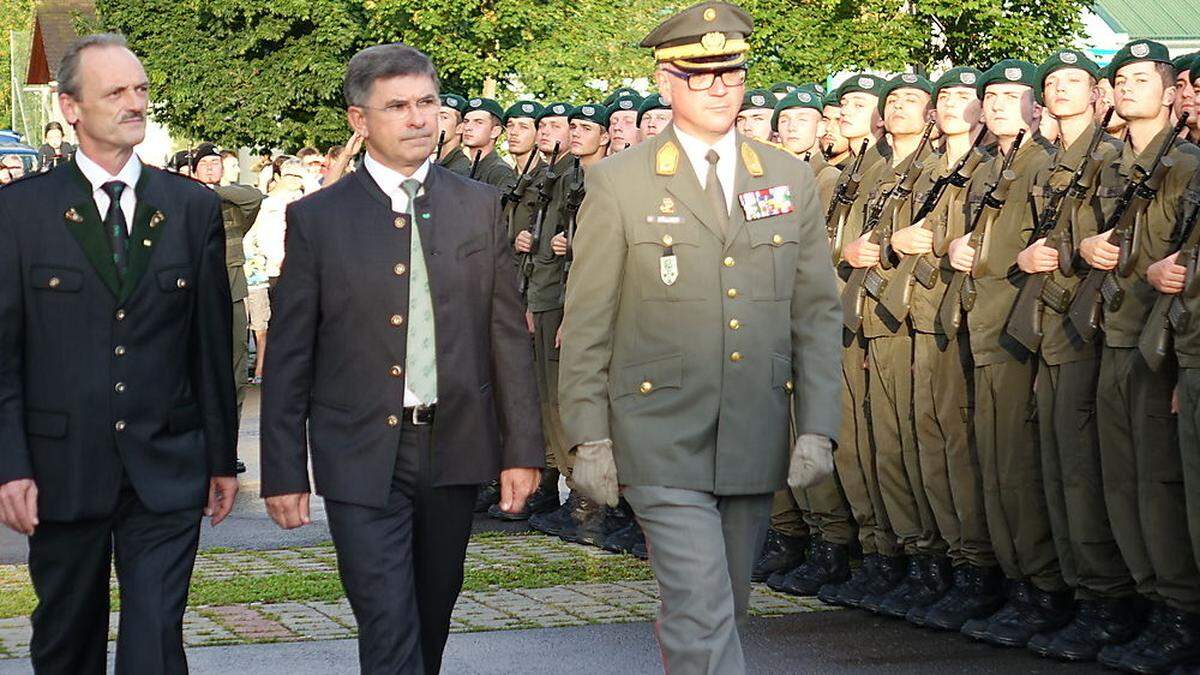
left=657, top=142, right=680, bottom=176
left=741, top=142, right=764, bottom=177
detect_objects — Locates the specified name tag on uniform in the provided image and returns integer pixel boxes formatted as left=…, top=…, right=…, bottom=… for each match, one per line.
left=660, top=246, right=679, bottom=286
left=738, top=185, right=794, bottom=221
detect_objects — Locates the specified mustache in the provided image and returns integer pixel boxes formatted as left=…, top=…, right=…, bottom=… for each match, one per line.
left=119, top=113, right=145, bottom=123
left=401, top=131, right=434, bottom=142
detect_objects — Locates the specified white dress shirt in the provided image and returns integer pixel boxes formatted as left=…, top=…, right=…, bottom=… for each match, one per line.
left=74, top=149, right=141, bottom=233
left=672, top=124, right=736, bottom=213
left=362, top=151, right=436, bottom=407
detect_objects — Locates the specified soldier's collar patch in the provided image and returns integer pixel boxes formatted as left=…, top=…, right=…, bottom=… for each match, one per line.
left=64, top=207, right=83, bottom=223
left=1131, top=43, right=1150, bottom=58
left=656, top=141, right=680, bottom=176
left=740, top=142, right=763, bottom=177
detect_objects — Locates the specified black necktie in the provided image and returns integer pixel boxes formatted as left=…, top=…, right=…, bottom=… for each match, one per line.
left=101, top=181, right=129, bottom=277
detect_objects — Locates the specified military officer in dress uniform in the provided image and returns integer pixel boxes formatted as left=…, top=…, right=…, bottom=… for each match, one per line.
left=436, top=92, right=472, bottom=175
left=559, top=3, right=841, bottom=672
left=462, top=97, right=517, bottom=188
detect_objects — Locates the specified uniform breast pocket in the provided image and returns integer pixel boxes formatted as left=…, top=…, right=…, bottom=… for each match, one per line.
left=629, top=222, right=706, bottom=301
left=746, top=221, right=801, bottom=300
left=156, top=265, right=195, bottom=298
left=457, top=232, right=489, bottom=260
left=30, top=265, right=84, bottom=294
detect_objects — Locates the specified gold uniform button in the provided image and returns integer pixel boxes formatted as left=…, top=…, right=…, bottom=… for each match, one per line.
left=114, top=345, right=126, bottom=357
left=730, top=351, right=742, bottom=362
left=389, top=365, right=404, bottom=377
left=114, top=382, right=126, bottom=394
left=639, top=381, right=653, bottom=394
left=394, top=263, right=407, bottom=276
left=387, top=415, right=400, bottom=427
left=394, top=217, right=406, bottom=229
left=785, top=380, right=794, bottom=392
left=729, top=319, right=741, bottom=330
left=727, top=288, right=738, bottom=299
left=176, top=278, right=188, bottom=289
left=114, top=420, right=127, bottom=432
left=661, top=234, right=673, bottom=246
left=115, top=309, right=127, bottom=321
left=772, top=234, right=783, bottom=245
left=723, top=256, right=735, bottom=268
left=48, top=277, right=61, bottom=289
left=390, top=314, right=405, bottom=326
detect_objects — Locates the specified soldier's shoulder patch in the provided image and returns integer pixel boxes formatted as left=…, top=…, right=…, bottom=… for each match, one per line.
left=656, top=141, right=680, bottom=176
left=740, top=142, right=764, bottom=177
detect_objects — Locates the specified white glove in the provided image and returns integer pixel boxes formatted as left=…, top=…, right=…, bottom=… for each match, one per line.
left=787, top=434, right=834, bottom=489
left=573, top=440, right=619, bottom=507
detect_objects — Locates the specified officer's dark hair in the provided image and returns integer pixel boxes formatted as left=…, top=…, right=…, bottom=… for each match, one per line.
left=58, top=33, right=130, bottom=100
left=344, top=43, right=440, bottom=108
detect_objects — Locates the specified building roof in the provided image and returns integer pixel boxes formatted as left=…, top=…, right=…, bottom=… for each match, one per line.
left=1092, top=0, right=1200, bottom=42
left=25, top=0, right=98, bottom=86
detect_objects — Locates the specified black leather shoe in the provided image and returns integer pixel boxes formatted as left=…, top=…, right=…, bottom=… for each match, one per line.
left=488, top=483, right=561, bottom=521
left=770, top=541, right=852, bottom=597
left=859, top=554, right=907, bottom=613
left=474, top=480, right=501, bottom=513
left=601, top=519, right=646, bottom=556
left=1043, top=597, right=1146, bottom=662
left=752, top=529, right=809, bottom=583
left=924, top=564, right=1006, bottom=632
left=819, top=553, right=878, bottom=607
left=983, top=585, right=1074, bottom=648
left=529, top=492, right=581, bottom=537
left=1121, top=608, right=1200, bottom=674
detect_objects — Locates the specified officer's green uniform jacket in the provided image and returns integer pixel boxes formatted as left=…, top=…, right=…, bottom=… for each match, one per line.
left=438, top=146, right=473, bottom=176
left=212, top=184, right=263, bottom=303
left=1024, top=123, right=1122, bottom=365
left=1074, top=124, right=1200, bottom=349
left=962, top=133, right=1055, bottom=364
left=559, top=126, right=842, bottom=495
left=1174, top=169, right=1200, bottom=368
left=471, top=149, right=516, bottom=189
left=526, top=155, right=574, bottom=313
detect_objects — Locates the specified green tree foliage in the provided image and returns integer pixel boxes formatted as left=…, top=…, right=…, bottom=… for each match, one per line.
left=96, top=0, right=1090, bottom=149
left=1, top=0, right=35, bottom=130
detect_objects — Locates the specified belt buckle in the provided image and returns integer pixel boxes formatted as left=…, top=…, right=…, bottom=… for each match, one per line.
left=411, top=405, right=431, bottom=426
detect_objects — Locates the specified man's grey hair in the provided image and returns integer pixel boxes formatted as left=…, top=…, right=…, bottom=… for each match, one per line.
left=58, top=33, right=130, bottom=99
left=343, top=43, right=439, bottom=107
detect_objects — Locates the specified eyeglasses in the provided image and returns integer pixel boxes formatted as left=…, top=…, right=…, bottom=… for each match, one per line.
left=663, top=67, right=748, bottom=92
left=357, top=97, right=439, bottom=118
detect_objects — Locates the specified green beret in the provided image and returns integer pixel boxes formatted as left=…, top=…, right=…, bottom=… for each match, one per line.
left=602, top=87, right=640, bottom=107
left=440, top=93, right=467, bottom=113
left=503, top=100, right=544, bottom=124
left=772, top=88, right=823, bottom=130
left=465, top=97, right=504, bottom=123
left=1035, top=50, right=1100, bottom=104
left=976, top=59, right=1038, bottom=98
left=802, top=82, right=827, bottom=96
left=607, top=96, right=641, bottom=119
left=770, top=82, right=799, bottom=96
left=639, top=0, right=753, bottom=72
left=822, top=89, right=841, bottom=107
left=571, top=102, right=610, bottom=127
left=1107, top=40, right=1172, bottom=84
left=537, top=102, right=574, bottom=122
left=741, top=88, right=775, bottom=112
left=1173, top=52, right=1197, bottom=77
left=636, top=94, right=670, bottom=124
left=1193, top=60, right=1200, bottom=82
left=877, top=72, right=933, bottom=114
left=838, top=73, right=884, bottom=100
left=933, top=67, right=982, bottom=98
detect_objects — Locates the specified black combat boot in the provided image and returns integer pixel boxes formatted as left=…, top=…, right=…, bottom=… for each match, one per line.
left=923, top=564, right=1006, bottom=631
left=770, top=540, right=851, bottom=597
left=529, top=491, right=583, bottom=537
left=1120, top=607, right=1200, bottom=674
left=602, top=518, right=646, bottom=556
left=983, top=584, right=1074, bottom=648
left=488, top=480, right=560, bottom=521
left=905, top=556, right=954, bottom=626
left=473, top=479, right=500, bottom=513
left=573, top=500, right=632, bottom=547
left=1099, top=603, right=1168, bottom=670
left=1033, top=597, right=1145, bottom=661
left=819, top=553, right=878, bottom=607
left=878, top=556, right=928, bottom=619
left=752, top=529, right=809, bottom=583
left=859, top=554, right=908, bottom=614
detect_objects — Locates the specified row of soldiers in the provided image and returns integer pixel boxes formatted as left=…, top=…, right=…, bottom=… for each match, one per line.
left=431, top=38, right=1200, bottom=673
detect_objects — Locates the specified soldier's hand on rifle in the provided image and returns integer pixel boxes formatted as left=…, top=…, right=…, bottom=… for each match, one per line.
left=525, top=310, right=535, bottom=335
left=1017, top=237, right=1059, bottom=274
left=514, top=230, right=534, bottom=253
left=842, top=233, right=880, bottom=268
left=947, top=235, right=976, bottom=273
left=891, top=222, right=933, bottom=256
left=1080, top=233, right=1120, bottom=271
left=1147, top=252, right=1186, bottom=294
left=551, top=233, right=568, bottom=256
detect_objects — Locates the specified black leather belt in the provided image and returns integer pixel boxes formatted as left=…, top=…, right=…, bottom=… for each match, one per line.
left=405, top=404, right=436, bottom=426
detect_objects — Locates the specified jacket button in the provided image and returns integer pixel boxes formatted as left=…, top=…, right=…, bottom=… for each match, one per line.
left=390, top=365, right=404, bottom=377
left=730, top=351, right=742, bottom=362
left=114, top=382, right=126, bottom=394
left=785, top=380, right=794, bottom=392
left=723, top=256, right=735, bottom=267
left=729, top=319, right=741, bottom=330
left=661, top=234, right=673, bottom=246
left=726, top=288, right=738, bottom=299
left=115, top=309, right=126, bottom=321
left=394, top=217, right=406, bottom=229
left=394, top=263, right=407, bottom=276
left=176, top=278, right=188, bottom=289
left=390, top=314, right=405, bottom=326
left=48, top=277, right=61, bottom=289
left=114, top=420, right=126, bottom=432
left=387, top=415, right=399, bottom=427
left=639, top=381, right=653, bottom=394
left=114, top=345, right=126, bottom=356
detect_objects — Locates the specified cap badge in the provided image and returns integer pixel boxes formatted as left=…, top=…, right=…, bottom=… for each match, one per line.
left=582, top=106, right=595, bottom=115
left=703, top=7, right=717, bottom=21
left=553, top=105, right=565, bottom=114
left=961, top=72, right=977, bottom=84
left=799, top=92, right=811, bottom=102
left=751, top=94, right=765, bottom=106
left=621, top=100, right=633, bottom=109
left=858, top=77, right=874, bottom=89
left=522, top=104, right=534, bottom=113
left=701, top=31, right=726, bottom=52
left=902, top=73, right=918, bottom=83
left=1060, top=52, right=1077, bottom=64
left=469, top=98, right=482, bottom=107
left=1131, top=43, right=1150, bottom=58
left=1005, top=67, right=1022, bottom=81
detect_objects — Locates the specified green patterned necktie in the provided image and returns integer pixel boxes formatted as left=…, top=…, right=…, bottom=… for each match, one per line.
left=400, top=178, right=439, bottom=403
